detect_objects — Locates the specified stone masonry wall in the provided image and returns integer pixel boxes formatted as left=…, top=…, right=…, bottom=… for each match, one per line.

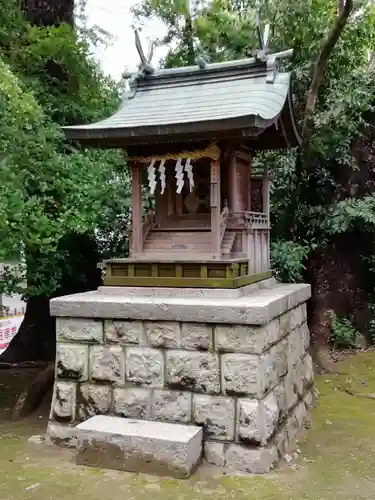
left=48, top=301, right=314, bottom=473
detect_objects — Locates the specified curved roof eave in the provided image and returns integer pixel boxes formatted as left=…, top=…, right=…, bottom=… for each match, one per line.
left=63, top=54, right=301, bottom=150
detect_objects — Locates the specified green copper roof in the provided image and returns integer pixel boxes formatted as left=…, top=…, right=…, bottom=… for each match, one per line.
left=63, top=52, right=301, bottom=150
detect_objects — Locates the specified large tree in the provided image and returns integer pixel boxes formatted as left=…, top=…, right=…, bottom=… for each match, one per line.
left=0, top=0, right=130, bottom=364
left=134, top=0, right=375, bottom=348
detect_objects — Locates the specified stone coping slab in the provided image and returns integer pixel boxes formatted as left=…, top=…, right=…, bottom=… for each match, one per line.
left=50, top=283, right=311, bottom=326
left=97, top=277, right=276, bottom=299
left=75, top=415, right=202, bottom=478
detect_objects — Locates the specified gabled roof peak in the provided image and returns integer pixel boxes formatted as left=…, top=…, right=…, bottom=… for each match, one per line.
left=125, top=49, right=293, bottom=84
left=63, top=48, right=300, bottom=150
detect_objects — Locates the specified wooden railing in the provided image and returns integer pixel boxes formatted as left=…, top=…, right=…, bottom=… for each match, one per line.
left=228, top=211, right=269, bottom=230
left=246, top=212, right=269, bottom=274
left=244, top=211, right=268, bottom=230
left=227, top=211, right=270, bottom=273
left=248, top=229, right=269, bottom=274
left=142, top=208, right=155, bottom=243
left=220, top=202, right=229, bottom=245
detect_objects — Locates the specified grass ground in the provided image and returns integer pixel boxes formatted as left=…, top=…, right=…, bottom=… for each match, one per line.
left=1, top=352, right=375, bottom=500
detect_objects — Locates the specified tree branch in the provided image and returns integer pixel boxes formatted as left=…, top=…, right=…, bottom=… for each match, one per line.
left=301, top=0, right=353, bottom=139
left=289, top=0, right=354, bottom=239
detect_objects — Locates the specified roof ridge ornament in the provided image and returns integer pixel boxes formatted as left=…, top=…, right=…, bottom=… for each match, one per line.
left=254, top=10, right=270, bottom=62
left=196, top=54, right=208, bottom=70
left=132, top=25, right=155, bottom=76
left=253, top=10, right=278, bottom=82
left=122, top=26, right=157, bottom=93
left=266, top=55, right=278, bottom=83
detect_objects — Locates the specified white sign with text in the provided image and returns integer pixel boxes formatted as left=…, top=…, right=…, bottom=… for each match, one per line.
left=0, top=315, right=24, bottom=355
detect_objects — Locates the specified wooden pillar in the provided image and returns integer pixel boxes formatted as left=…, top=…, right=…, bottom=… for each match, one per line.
left=167, top=168, right=175, bottom=216
left=155, top=183, right=168, bottom=224
left=176, top=193, right=183, bottom=216
left=248, top=230, right=255, bottom=274
left=228, top=152, right=237, bottom=212
left=228, top=152, right=248, bottom=213
left=262, top=166, right=270, bottom=218
left=247, top=156, right=252, bottom=265
left=248, top=157, right=252, bottom=212
left=262, top=166, right=270, bottom=271
left=131, top=163, right=142, bottom=255
left=210, top=159, right=221, bottom=258
left=247, top=156, right=253, bottom=271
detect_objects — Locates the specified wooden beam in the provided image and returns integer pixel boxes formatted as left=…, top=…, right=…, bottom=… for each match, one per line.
left=104, top=272, right=273, bottom=289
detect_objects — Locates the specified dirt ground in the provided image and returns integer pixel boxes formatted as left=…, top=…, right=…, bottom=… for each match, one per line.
left=1, top=352, right=375, bottom=500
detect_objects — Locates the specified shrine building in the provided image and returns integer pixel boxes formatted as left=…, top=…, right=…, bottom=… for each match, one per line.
left=47, top=45, right=314, bottom=477
left=63, top=50, right=300, bottom=288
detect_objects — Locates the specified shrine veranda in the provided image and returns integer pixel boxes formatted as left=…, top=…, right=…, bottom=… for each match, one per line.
left=47, top=46, right=315, bottom=474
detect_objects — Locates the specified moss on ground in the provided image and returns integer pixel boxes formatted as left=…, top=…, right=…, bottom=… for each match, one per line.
left=1, top=352, right=375, bottom=499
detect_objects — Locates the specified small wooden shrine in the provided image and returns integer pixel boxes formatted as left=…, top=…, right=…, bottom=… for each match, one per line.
left=63, top=38, right=301, bottom=288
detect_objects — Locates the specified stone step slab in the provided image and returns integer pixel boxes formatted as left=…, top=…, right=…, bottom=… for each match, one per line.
left=51, top=283, right=311, bottom=325
left=75, top=415, right=203, bottom=478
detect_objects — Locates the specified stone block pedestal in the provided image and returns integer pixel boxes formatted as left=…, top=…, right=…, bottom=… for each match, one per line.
left=75, top=415, right=203, bottom=478
left=47, top=278, right=314, bottom=474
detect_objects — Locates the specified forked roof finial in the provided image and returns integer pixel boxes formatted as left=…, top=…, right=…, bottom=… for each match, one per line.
left=254, top=9, right=270, bottom=62
left=132, top=25, right=155, bottom=75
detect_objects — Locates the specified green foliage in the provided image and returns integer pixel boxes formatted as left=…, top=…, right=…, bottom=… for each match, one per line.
left=270, top=240, right=310, bottom=283
left=330, top=314, right=359, bottom=348
left=1, top=0, right=120, bottom=125
left=0, top=57, right=125, bottom=297
left=0, top=0, right=131, bottom=299
left=0, top=0, right=25, bottom=53
left=2, top=0, right=375, bottom=317
left=368, top=308, right=375, bottom=343
left=9, top=23, right=119, bottom=125
left=134, top=0, right=375, bottom=283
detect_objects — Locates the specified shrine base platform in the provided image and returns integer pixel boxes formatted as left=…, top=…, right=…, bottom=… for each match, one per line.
left=102, top=258, right=272, bottom=289
left=47, top=279, right=315, bottom=474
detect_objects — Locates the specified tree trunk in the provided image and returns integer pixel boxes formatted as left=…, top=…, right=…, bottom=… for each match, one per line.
left=1, top=1, right=94, bottom=418
left=21, top=0, right=74, bottom=26
left=290, top=0, right=354, bottom=237
left=307, top=231, right=374, bottom=347
left=1, top=234, right=101, bottom=363
left=12, top=361, right=55, bottom=420
left=0, top=296, right=55, bottom=363
left=7, top=0, right=98, bottom=367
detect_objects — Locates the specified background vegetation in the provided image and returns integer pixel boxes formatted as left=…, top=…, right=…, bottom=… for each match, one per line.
left=133, top=0, right=375, bottom=347
left=0, top=0, right=130, bottom=361
left=1, top=0, right=375, bottom=361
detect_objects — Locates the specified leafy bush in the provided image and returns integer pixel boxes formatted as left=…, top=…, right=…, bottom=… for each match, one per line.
left=270, top=239, right=310, bottom=283
left=0, top=58, right=116, bottom=297
left=0, top=2, right=132, bottom=300
left=330, top=315, right=359, bottom=348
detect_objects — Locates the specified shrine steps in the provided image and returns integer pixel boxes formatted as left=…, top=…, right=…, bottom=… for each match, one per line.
left=143, top=230, right=238, bottom=258
left=155, top=213, right=210, bottom=231
left=75, top=416, right=203, bottom=479
left=221, top=231, right=237, bottom=257
left=143, top=231, right=212, bottom=254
